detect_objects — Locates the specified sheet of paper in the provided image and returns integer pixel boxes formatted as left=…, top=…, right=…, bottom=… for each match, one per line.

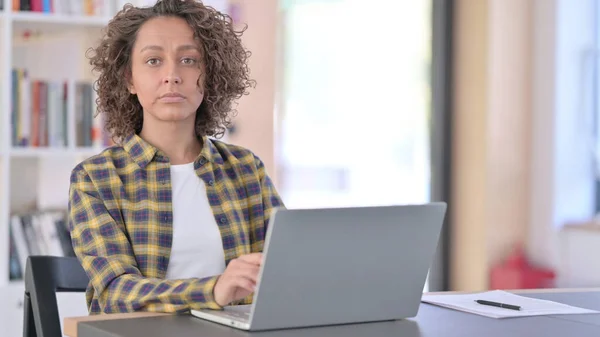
left=421, top=290, right=600, bottom=319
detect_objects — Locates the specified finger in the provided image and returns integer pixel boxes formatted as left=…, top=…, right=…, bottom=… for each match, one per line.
left=231, top=275, right=257, bottom=292
left=237, top=253, right=263, bottom=265
left=230, top=263, right=260, bottom=283
left=228, top=257, right=260, bottom=270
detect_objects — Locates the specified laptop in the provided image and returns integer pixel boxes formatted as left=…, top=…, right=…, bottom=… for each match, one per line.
left=191, top=203, right=447, bottom=331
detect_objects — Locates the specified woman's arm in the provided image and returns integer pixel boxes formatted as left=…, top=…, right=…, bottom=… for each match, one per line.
left=231, top=155, right=284, bottom=306
left=249, top=155, right=285, bottom=253
left=68, top=168, right=223, bottom=314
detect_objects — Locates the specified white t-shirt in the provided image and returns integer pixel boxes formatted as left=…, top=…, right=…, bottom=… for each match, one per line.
left=165, top=162, right=226, bottom=280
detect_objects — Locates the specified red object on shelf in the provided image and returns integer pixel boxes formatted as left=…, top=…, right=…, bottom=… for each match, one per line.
left=490, top=246, right=556, bottom=289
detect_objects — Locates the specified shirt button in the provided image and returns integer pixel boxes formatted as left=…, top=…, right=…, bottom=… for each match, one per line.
left=220, top=217, right=227, bottom=224
left=208, top=179, right=214, bottom=186
left=199, top=158, right=206, bottom=165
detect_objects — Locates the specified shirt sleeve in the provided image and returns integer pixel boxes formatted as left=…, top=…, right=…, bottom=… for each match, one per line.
left=249, top=155, right=285, bottom=253
left=233, top=155, right=284, bottom=306
left=68, top=167, right=223, bottom=314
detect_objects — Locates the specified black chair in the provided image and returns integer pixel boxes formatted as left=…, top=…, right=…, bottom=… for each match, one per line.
left=23, top=256, right=89, bottom=337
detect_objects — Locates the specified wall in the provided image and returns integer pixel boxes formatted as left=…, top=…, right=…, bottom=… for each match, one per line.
left=452, top=0, right=598, bottom=290
left=529, top=0, right=596, bottom=285
left=225, top=0, right=280, bottom=186
left=214, top=0, right=598, bottom=290
left=230, top=0, right=543, bottom=290
left=451, top=0, right=490, bottom=291
left=486, top=0, right=533, bottom=277
left=451, top=0, right=533, bottom=291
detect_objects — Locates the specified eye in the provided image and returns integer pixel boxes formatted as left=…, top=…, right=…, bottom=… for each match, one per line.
left=146, top=58, right=161, bottom=66
left=181, top=57, right=197, bottom=65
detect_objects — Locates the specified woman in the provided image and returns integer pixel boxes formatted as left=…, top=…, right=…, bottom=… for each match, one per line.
left=68, top=0, right=284, bottom=314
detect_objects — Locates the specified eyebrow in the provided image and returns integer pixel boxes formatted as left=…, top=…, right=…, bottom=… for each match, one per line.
left=139, top=44, right=201, bottom=53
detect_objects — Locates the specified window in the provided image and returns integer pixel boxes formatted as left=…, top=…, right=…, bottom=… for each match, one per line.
left=277, top=0, right=433, bottom=210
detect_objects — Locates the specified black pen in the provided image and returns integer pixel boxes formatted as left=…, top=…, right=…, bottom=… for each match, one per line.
left=475, top=300, right=521, bottom=311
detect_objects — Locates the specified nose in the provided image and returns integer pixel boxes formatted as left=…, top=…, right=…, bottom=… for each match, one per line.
left=163, top=75, right=181, bottom=85
left=163, top=62, right=182, bottom=84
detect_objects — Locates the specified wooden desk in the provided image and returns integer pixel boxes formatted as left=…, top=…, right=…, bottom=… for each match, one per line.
left=64, top=288, right=600, bottom=337
left=64, top=312, right=170, bottom=337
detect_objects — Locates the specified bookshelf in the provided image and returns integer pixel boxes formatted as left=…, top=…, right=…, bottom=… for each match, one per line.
left=0, top=1, right=127, bottom=334
left=0, top=1, right=232, bottom=335
left=0, top=0, right=120, bottom=292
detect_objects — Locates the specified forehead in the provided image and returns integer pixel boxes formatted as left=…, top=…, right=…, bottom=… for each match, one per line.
left=134, top=16, right=199, bottom=49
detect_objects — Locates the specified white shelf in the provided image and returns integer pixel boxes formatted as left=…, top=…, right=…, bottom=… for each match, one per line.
left=11, top=12, right=111, bottom=35
left=0, top=7, right=116, bottom=337
left=11, top=11, right=110, bottom=25
left=0, top=2, right=11, bottom=289
left=9, top=147, right=102, bottom=158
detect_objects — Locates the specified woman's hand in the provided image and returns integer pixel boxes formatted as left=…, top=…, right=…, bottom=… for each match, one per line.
left=213, top=253, right=262, bottom=307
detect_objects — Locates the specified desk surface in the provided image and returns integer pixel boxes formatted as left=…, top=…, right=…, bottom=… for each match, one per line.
left=70, top=289, right=600, bottom=337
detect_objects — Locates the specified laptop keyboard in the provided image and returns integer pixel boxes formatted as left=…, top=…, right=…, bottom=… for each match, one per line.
left=218, top=308, right=251, bottom=322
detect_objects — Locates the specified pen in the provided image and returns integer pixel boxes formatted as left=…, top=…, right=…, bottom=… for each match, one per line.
left=475, top=300, right=521, bottom=311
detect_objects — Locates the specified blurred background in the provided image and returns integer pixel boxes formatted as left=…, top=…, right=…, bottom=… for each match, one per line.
left=1, top=0, right=600, bottom=335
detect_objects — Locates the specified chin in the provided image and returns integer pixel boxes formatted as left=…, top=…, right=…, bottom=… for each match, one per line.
left=152, top=108, right=196, bottom=122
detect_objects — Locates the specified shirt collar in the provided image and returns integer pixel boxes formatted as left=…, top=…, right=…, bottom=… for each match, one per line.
left=123, top=133, right=224, bottom=169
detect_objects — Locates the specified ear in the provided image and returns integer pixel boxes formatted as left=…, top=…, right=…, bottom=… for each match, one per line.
left=126, top=69, right=136, bottom=94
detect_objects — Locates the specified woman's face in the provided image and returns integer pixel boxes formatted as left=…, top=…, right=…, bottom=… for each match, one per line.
left=128, top=16, right=205, bottom=127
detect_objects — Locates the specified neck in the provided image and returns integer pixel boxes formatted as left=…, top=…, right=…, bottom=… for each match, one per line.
left=139, top=119, right=202, bottom=165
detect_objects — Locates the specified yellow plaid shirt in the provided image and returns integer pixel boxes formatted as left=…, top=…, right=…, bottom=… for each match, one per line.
left=68, top=133, right=283, bottom=314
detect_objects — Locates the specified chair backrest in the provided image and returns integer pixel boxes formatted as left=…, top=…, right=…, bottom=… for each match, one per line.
left=23, top=256, right=89, bottom=337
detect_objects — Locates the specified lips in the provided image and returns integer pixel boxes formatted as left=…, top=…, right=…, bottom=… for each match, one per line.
left=160, top=92, right=185, bottom=98
left=159, top=92, right=186, bottom=103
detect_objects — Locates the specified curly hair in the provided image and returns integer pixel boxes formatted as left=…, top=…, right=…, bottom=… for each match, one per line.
left=87, top=0, right=254, bottom=142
